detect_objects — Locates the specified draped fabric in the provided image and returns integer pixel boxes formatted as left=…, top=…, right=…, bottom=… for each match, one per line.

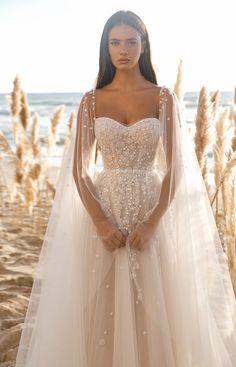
left=15, top=85, right=236, bottom=367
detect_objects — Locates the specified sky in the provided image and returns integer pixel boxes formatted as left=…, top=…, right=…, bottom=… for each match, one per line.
left=0, top=0, right=235, bottom=93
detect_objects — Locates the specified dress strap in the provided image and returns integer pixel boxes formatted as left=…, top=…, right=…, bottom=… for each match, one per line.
left=91, top=88, right=96, bottom=122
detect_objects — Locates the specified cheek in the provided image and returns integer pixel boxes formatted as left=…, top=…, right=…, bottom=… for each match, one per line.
left=108, top=46, right=117, bottom=61
left=131, top=45, right=142, bottom=59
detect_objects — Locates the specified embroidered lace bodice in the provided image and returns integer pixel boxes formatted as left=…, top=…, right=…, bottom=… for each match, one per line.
left=94, top=117, right=160, bottom=170
left=94, top=117, right=162, bottom=235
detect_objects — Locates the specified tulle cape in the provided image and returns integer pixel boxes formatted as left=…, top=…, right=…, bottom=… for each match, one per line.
left=15, top=85, right=236, bottom=367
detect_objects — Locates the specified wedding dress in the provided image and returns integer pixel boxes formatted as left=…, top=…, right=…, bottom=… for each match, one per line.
left=15, top=86, right=236, bottom=367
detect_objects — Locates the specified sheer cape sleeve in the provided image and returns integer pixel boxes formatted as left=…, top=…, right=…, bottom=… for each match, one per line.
left=73, top=86, right=236, bottom=365
left=72, top=90, right=108, bottom=226
left=144, top=86, right=236, bottom=363
left=14, top=86, right=236, bottom=367
left=141, top=87, right=183, bottom=226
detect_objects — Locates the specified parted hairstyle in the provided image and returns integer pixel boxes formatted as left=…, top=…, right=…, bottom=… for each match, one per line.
left=95, top=10, right=158, bottom=89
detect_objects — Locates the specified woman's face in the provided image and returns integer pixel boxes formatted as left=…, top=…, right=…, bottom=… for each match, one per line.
left=108, top=23, right=145, bottom=70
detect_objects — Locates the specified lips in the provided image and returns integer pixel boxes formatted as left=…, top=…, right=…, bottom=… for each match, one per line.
left=118, top=58, right=130, bottom=62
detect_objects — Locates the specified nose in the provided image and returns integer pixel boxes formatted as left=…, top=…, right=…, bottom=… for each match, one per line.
left=120, top=49, right=128, bottom=56
left=120, top=42, right=128, bottom=55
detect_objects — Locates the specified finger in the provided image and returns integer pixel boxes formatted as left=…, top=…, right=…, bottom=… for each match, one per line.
left=111, top=234, right=125, bottom=248
left=115, top=232, right=127, bottom=247
left=138, top=239, right=144, bottom=252
left=120, top=234, right=127, bottom=246
left=104, top=241, right=115, bottom=252
left=129, top=234, right=139, bottom=250
left=103, top=236, right=117, bottom=250
left=116, top=230, right=127, bottom=244
left=112, top=237, right=123, bottom=248
left=127, top=230, right=135, bottom=241
left=126, top=233, right=135, bottom=247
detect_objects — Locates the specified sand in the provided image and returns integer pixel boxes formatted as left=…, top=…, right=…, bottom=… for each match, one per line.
left=0, top=168, right=59, bottom=367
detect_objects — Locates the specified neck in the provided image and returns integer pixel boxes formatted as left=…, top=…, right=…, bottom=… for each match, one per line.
left=111, top=66, right=145, bottom=91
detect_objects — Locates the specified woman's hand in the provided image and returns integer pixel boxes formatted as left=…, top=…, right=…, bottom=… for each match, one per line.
left=95, top=218, right=127, bottom=252
left=126, top=220, right=158, bottom=252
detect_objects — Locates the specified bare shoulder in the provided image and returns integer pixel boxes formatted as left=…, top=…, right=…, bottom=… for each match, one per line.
left=95, top=82, right=162, bottom=97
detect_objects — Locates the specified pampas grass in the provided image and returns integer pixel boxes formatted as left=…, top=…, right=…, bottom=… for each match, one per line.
left=45, top=180, right=56, bottom=198
left=0, top=76, right=65, bottom=218
left=173, top=59, right=183, bottom=103
left=1, top=75, right=236, bottom=295
left=231, top=136, right=236, bottom=151
left=19, top=90, right=30, bottom=130
left=7, top=76, right=21, bottom=144
left=9, top=75, right=21, bottom=118
left=62, top=110, right=75, bottom=157
left=47, top=105, right=65, bottom=157
left=24, top=177, right=37, bottom=215
left=212, top=107, right=231, bottom=214
left=211, top=153, right=236, bottom=205
left=210, top=90, right=220, bottom=123
left=68, top=110, right=75, bottom=132
left=194, top=87, right=214, bottom=183
left=181, top=80, right=236, bottom=294
left=31, top=112, right=41, bottom=164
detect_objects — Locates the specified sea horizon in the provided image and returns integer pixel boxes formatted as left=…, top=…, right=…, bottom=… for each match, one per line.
left=0, top=90, right=234, bottom=166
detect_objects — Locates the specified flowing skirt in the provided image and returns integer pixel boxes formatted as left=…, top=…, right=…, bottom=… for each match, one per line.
left=15, top=166, right=236, bottom=367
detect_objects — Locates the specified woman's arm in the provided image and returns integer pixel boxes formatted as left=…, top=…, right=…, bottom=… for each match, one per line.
left=143, top=88, right=178, bottom=227
left=72, top=92, right=108, bottom=226
left=73, top=91, right=127, bottom=251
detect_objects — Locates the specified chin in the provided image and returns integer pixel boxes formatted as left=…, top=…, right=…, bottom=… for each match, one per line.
left=115, top=63, right=137, bottom=71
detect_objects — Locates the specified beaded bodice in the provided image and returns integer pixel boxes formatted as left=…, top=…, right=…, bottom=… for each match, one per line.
left=94, top=117, right=160, bottom=170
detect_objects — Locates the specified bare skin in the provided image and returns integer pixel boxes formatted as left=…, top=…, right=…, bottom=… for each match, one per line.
left=95, top=24, right=161, bottom=252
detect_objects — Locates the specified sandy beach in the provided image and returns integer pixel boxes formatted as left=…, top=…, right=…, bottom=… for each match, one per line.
left=0, top=167, right=59, bottom=367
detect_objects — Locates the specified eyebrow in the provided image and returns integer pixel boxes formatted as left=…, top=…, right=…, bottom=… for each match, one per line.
left=109, top=37, right=138, bottom=41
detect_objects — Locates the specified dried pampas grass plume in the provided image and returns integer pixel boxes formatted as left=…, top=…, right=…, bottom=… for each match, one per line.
left=229, top=87, right=236, bottom=132
left=0, top=131, right=13, bottom=155
left=46, top=180, right=56, bottom=198
left=15, top=144, right=25, bottom=194
left=211, top=153, right=236, bottom=206
left=9, top=75, right=21, bottom=118
left=15, top=170, right=24, bottom=185
left=51, top=105, right=65, bottom=136
left=231, top=136, right=236, bottom=152
left=68, top=110, right=75, bottom=131
left=173, top=59, right=183, bottom=103
left=8, top=75, right=21, bottom=143
left=62, top=110, right=75, bottom=157
left=210, top=90, right=220, bottom=123
left=29, top=163, right=41, bottom=181
left=15, top=144, right=23, bottom=161
left=213, top=107, right=230, bottom=188
left=31, top=113, right=41, bottom=159
left=47, top=105, right=65, bottom=156
left=194, top=86, right=213, bottom=178
left=19, top=89, right=30, bottom=130
left=24, top=177, right=37, bottom=214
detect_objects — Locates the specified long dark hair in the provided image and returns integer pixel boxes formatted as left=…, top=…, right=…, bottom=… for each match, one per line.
left=95, top=10, right=157, bottom=89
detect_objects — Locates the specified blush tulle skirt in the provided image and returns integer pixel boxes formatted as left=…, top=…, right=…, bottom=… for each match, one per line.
left=15, top=160, right=236, bottom=367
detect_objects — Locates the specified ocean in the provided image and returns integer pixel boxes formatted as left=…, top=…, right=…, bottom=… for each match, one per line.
left=0, top=91, right=233, bottom=167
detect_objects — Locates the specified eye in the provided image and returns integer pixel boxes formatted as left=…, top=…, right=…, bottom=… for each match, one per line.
left=110, top=41, right=119, bottom=46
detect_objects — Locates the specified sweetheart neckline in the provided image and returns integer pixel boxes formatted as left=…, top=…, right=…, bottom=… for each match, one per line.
left=95, top=116, right=160, bottom=128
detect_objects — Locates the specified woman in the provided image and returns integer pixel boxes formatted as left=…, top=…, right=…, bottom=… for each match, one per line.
left=15, top=10, right=236, bottom=367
